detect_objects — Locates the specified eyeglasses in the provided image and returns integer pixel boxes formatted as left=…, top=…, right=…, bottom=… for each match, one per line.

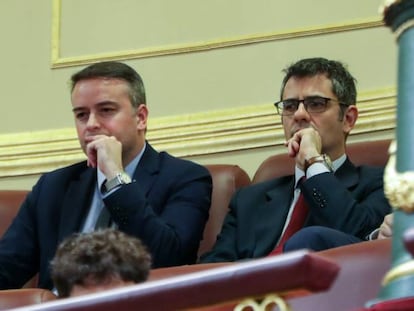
left=274, top=96, right=346, bottom=116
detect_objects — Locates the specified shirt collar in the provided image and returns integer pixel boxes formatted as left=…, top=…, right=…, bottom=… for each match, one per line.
left=331, top=153, right=346, bottom=171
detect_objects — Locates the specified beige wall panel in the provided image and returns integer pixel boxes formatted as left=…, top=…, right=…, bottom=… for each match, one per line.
left=58, top=0, right=384, bottom=57
left=0, top=0, right=398, bottom=190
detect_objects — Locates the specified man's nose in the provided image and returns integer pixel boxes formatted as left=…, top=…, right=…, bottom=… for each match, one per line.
left=86, top=113, right=100, bottom=128
left=293, top=103, right=310, bottom=120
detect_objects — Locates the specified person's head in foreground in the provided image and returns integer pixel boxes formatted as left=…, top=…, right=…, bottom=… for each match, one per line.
left=51, top=228, right=152, bottom=298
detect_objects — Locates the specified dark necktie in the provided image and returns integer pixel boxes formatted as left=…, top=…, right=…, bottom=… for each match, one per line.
left=95, top=182, right=112, bottom=229
left=269, top=181, right=308, bottom=255
left=95, top=205, right=111, bottom=229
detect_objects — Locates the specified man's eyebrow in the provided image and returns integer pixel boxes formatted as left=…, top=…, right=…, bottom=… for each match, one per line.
left=72, top=107, right=85, bottom=113
left=96, top=101, right=118, bottom=106
left=72, top=101, right=118, bottom=112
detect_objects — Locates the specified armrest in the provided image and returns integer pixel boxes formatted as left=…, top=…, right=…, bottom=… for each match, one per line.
left=9, top=250, right=339, bottom=311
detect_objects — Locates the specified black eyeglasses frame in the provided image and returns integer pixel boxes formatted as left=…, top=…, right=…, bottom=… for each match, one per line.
left=273, top=96, right=347, bottom=116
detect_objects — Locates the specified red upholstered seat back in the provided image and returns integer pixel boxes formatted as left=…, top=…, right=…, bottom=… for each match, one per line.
left=0, top=190, right=28, bottom=237
left=0, top=190, right=38, bottom=288
left=199, top=165, right=251, bottom=258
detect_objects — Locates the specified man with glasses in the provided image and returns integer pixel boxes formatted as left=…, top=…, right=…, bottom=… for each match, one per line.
left=201, top=57, right=391, bottom=262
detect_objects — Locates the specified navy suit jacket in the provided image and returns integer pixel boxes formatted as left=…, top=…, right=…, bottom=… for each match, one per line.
left=0, top=143, right=212, bottom=289
left=200, top=159, right=391, bottom=262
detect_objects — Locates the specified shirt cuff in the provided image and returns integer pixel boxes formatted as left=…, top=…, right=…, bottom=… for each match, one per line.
left=367, top=228, right=380, bottom=240
left=306, top=162, right=331, bottom=179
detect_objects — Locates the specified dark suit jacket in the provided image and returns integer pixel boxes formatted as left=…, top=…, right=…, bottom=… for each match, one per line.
left=0, top=143, right=212, bottom=290
left=200, top=159, right=391, bottom=263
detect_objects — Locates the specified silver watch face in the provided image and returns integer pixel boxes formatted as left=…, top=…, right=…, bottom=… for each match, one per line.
left=118, top=172, right=132, bottom=184
left=104, top=172, right=131, bottom=192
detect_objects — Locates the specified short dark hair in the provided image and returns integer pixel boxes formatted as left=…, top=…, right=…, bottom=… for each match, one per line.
left=280, top=57, right=357, bottom=108
left=51, top=229, right=152, bottom=298
left=70, top=61, right=146, bottom=108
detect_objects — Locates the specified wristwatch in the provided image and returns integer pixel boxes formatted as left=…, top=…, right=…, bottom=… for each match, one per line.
left=304, top=154, right=333, bottom=172
left=103, top=172, right=132, bottom=193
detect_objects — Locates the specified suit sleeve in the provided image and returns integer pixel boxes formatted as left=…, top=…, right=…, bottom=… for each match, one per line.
left=0, top=178, right=46, bottom=289
left=302, top=167, right=392, bottom=239
left=104, top=163, right=212, bottom=267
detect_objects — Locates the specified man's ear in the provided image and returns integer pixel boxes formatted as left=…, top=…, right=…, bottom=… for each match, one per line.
left=343, top=105, right=358, bottom=134
left=136, top=104, right=148, bottom=131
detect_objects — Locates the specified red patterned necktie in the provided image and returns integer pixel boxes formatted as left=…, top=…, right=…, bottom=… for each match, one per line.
left=269, top=180, right=308, bottom=255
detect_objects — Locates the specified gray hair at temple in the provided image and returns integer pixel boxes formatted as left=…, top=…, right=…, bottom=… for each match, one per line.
left=280, top=57, right=357, bottom=110
left=70, top=61, right=146, bottom=108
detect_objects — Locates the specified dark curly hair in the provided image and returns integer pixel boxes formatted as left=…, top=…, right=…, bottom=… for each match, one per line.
left=51, top=228, right=152, bottom=298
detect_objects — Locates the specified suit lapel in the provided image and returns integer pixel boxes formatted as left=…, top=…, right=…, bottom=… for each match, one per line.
left=58, top=166, right=95, bottom=242
left=334, top=158, right=358, bottom=189
left=132, top=143, right=160, bottom=196
left=251, top=159, right=357, bottom=257
left=58, top=142, right=161, bottom=243
left=252, top=176, right=295, bottom=257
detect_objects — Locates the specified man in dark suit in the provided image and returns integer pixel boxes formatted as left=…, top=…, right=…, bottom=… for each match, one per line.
left=0, top=61, right=212, bottom=289
left=201, top=57, right=391, bottom=262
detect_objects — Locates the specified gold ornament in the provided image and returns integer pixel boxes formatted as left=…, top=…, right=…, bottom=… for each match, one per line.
left=384, top=140, right=414, bottom=212
left=234, top=294, right=291, bottom=311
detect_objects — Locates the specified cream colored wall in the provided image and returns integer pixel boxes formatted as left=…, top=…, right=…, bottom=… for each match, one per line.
left=0, top=0, right=397, bottom=190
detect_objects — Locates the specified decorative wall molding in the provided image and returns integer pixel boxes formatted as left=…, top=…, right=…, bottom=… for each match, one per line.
left=51, top=0, right=383, bottom=68
left=0, top=88, right=396, bottom=177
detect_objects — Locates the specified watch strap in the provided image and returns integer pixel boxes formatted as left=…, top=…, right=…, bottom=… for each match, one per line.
left=102, top=172, right=131, bottom=193
left=304, top=154, right=333, bottom=172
